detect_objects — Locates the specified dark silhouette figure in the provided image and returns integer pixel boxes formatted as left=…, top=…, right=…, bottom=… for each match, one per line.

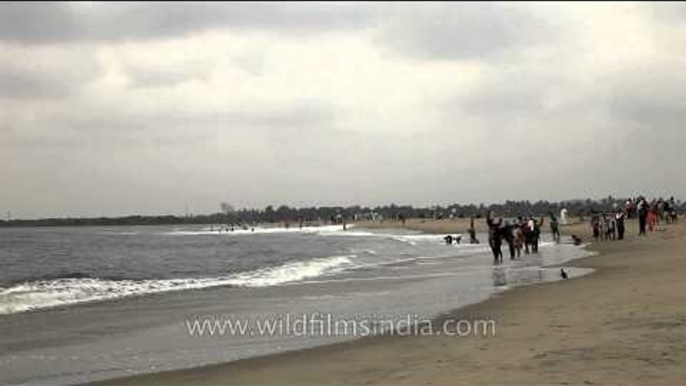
left=561, top=268, right=569, bottom=280
left=638, top=199, right=648, bottom=236
left=526, top=217, right=543, bottom=253
left=549, top=212, right=560, bottom=243
left=591, top=212, right=601, bottom=240
left=487, top=212, right=503, bottom=263
left=468, top=217, right=480, bottom=244
left=616, top=212, right=625, bottom=240
left=501, top=223, right=517, bottom=260
left=571, top=235, right=583, bottom=246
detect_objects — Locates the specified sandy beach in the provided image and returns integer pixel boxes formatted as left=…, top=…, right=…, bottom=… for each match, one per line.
left=6, top=3, right=686, bottom=385
left=90, top=217, right=686, bottom=385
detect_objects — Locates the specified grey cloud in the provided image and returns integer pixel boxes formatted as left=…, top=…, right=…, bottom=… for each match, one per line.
left=4, top=101, right=333, bottom=147
left=453, top=72, right=548, bottom=117
left=0, top=70, right=73, bottom=99
left=0, top=66, right=100, bottom=100
left=126, top=65, right=211, bottom=89
left=0, top=46, right=102, bottom=99
left=378, top=2, right=552, bottom=60
left=604, top=65, right=686, bottom=126
left=3, top=2, right=686, bottom=217
left=0, top=2, right=373, bottom=44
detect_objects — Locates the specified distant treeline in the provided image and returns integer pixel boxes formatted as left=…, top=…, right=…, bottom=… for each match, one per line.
left=1, top=196, right=683, bottom=228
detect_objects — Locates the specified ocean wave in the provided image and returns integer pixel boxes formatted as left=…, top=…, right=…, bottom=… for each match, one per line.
left=0, top=255, right=353, bottom=315
left=165, top=224, right=352, bottom=236
left=163, top=225, right=473, bottom=248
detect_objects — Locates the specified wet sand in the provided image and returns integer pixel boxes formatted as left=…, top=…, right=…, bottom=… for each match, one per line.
left=90, top=218, right=686, bottom=385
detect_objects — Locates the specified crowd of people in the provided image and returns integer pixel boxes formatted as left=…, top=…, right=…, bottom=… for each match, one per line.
left=484, top=211, right=550, bottom=264
left=592, top=196, right=678, bottom=240
left=450, top=196, right=682, bottom=264
left=590, top=211, right=626, bottom=241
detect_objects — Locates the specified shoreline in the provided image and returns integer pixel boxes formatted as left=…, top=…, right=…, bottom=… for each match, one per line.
left=84, top=218, right=636, bottom=386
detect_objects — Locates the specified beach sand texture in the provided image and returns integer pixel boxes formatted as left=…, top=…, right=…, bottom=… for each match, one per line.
left=90, top=218, right=686, bottom=385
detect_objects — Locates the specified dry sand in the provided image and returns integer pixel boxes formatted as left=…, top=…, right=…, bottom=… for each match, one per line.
left=90, top=218, right=686, bottom=385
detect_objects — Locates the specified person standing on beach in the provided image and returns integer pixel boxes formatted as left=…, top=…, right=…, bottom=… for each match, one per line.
left=616, top=210, right=626, bottom=240
left=549, top=212, right=560, bottom=243
left=638, top=198, right=648, bottom=235
left=468, top=217, right=480, bottom=244
left=560, top=208, right=568, bottom=225
left=591, top=211, right=601, bottom=240
left=533, top=217, right=543, bottom=252
left=668, top=197, right=678, bottom=223
left=486, top=211, right=503, bottom=263
left=501, top=221, right=517, bottom=260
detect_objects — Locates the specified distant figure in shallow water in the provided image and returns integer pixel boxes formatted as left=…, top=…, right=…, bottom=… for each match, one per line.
left=444, top=235, right=462, bottom=245
left=486, top=211, right=503, bottom=263
left=468, top=217, right=480, bottom=244
left=501, top=222, right=517, bottom=260
left=561, top=268, right=569, bottom=280
left=571, top=235, right=583, bottom=246
left=549, top=212, right=560, bottom=243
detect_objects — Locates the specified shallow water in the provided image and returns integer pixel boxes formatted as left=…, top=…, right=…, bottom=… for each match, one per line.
left=0, top=225, right=593, bottom=385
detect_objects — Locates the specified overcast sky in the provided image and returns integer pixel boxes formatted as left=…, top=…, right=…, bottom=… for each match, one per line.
left=1, top=2, right=685, bottom=218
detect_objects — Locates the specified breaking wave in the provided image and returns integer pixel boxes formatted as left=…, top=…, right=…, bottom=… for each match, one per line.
left=0, top=255, right=353, bottom=315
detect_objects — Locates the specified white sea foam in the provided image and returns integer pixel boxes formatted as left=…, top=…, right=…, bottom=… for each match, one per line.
left=165, top=224, right=351, bottom=236
left=0, top=255, right=353, bottom=315
left=164, top=225, right=474, bottom=249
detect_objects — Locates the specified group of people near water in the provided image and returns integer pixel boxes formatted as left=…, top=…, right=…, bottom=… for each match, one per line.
left=442, top=212, right=562, bottom=264
left=484, top=211, right=559, bottom=263
left=209, top=224, right=255, bottom=232
left=590, top=211, right=626, bottom=241
left=442, top=210, right=579, bottom=264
